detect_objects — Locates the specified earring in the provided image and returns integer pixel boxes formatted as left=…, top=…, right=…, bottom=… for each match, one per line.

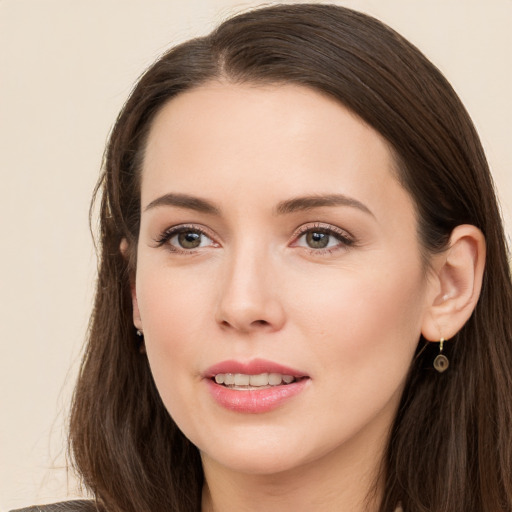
left=136, top=328, right=146, bottom=354
left=433, top=337, right=449, bottom=373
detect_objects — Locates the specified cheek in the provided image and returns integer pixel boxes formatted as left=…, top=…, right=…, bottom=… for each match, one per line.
left=284, top=264, right=426, bottom=441
left=135, top=264, right=212, bottom=397
left=136, top=257, right=214, bottom=337
left=290, top=258, right=426, bottom=375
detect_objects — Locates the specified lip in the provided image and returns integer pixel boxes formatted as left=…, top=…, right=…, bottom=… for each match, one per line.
left=203, top=358, right=310, bottom=414
left=203, top=358, right=307, bottom=379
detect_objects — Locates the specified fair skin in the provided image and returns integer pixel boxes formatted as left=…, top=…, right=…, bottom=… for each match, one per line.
left=127, top=82, right=485, bottom=511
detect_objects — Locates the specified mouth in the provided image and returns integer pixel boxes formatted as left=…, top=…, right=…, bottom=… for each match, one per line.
left=204, top=359, right=309, bottom=413
left=212, top=372, right=305, bottom=390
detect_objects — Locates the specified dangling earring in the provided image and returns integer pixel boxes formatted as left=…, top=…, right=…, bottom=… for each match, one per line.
left=433, top=337, right=449, bottom=373
left=136, top=329, right=143, bottom=337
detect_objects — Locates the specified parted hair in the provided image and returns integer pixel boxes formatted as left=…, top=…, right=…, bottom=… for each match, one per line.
left=69, top=4, right=512, bottom=512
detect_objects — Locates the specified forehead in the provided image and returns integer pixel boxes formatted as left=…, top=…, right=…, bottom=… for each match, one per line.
left=141, top=82, right=407, bottom=218
left=144, top=81, right=391, bottom=163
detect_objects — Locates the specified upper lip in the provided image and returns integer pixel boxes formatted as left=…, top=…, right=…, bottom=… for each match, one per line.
left=203, top=358, right=308, bottom=379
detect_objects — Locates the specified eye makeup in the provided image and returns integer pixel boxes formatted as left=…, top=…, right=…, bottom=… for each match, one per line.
left=291, top=222, right=355, bottom=255
left=152, top=220, right=355, bottom=257
left=153, top=224, right=219, bottom=254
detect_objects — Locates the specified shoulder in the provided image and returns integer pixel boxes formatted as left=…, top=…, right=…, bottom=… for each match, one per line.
left=9, top=500, right=98, bottom=512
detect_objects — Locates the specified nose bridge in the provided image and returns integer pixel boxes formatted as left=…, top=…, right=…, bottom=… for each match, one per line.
left=216, top=235, right=285, bottom=332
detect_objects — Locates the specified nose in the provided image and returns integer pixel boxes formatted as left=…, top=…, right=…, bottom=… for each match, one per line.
left=215, top=244, right=286, bottom=334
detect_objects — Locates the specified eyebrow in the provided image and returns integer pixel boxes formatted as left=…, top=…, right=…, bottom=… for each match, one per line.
left=144, top=193, right=220, bottom=215
left=144, top=192, right=373, bottom=217
left=275, top=194, right=374, bottom=217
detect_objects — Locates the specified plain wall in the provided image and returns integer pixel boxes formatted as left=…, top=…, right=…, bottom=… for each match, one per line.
left=1, top=0, right=510, bottom=509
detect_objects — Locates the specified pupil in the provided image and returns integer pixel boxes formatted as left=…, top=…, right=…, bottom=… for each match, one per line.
left=306, top=231, right=329, bottom=248
left=179, top=231, right=201, bottom=249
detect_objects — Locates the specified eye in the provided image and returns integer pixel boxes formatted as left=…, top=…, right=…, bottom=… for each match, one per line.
left=293, top=224, right=353, bottom=253
left=173, top=230, right=210, bottom=249
left=303, top=230, right=333, bottom=249
left=155, top=225, right=217, bottom=252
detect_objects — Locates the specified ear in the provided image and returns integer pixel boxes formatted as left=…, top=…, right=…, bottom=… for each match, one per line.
left=120, top=238, right=143, bottom=332
left=421, top=225, right=486, bottom=341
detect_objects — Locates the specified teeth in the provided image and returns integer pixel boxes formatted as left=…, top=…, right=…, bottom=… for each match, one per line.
left=249, top=373, right=269, bottom=386
left=213, top=373, right=296, bottom=387
left=268, top=373, right=282, bottom=385
left=234, top=374, right=250, bottom=386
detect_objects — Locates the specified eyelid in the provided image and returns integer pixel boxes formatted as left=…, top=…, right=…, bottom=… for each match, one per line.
left=292, top=222, right=354, bottom=240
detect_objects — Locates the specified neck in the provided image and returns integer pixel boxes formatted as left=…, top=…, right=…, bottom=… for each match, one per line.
left=201, top=422, right=388, bottom=512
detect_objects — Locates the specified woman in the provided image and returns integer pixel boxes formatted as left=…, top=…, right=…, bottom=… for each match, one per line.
left=13, top=3, right=512, bottom=512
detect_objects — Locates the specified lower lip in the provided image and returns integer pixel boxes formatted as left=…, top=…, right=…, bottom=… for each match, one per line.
left=205, top=378, right=309, bottom=413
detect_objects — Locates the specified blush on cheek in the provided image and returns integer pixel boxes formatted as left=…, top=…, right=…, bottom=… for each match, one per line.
left=302, top=272, right=423, bottom=363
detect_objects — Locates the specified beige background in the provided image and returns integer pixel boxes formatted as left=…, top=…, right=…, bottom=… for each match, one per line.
left=1, top=0, right=510, bottom=509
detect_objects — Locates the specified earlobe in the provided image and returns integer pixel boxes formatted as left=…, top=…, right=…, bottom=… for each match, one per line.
left=120, top=238, right=130, bottom=258
left=421, top=224, right=486, bottom=342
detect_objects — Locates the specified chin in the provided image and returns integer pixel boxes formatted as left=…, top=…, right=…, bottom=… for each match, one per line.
left=196, top=425, right=315, bottom=476
left=203, top=447, right=308, bottom=476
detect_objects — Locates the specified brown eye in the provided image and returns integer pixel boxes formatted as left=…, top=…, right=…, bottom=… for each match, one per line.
left=293, top=225, right=353, bottom=253
left=178, top=231, right=202, bottom=249
left=305, top=231, right=330, bottom=248
left=163, top=228, right=215, bottom=251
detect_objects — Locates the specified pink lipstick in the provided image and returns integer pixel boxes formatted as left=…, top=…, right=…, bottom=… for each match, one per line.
left=203, top=358, right=310, bottom=413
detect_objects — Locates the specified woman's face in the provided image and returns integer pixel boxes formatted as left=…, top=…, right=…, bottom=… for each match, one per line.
left=134, top=82, right=435, bottom=476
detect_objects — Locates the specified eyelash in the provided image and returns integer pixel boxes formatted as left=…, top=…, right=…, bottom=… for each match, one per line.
left=292, top=223, right=354, bottom=255
left=154, top=223, right=354, bottom=255
left=154, top=224, right=217, bottom=254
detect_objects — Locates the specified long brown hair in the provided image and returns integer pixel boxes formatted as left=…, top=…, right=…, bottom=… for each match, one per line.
left=69, top=4, right=512, bottom=511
